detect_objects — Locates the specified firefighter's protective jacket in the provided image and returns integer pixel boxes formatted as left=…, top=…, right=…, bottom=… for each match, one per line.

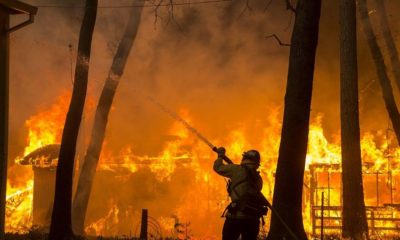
left=213, top=157, right=263, bottom=219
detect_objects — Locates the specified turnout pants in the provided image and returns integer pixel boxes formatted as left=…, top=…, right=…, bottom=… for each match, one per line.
left=222, top=217, right=260, bottom=240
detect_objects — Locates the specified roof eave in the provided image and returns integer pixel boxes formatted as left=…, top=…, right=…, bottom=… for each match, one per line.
left=0, top=0, right=37, bottom=15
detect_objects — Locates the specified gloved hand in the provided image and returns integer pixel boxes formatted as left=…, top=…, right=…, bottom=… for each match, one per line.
left=215, top=147, right=226, bottom=158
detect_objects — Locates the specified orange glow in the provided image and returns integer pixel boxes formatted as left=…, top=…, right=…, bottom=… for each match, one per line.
left=5, top=179, right=33, bottom=233
left=6, top=95, right=400, bottom=237
left=85, top=201, right=120, bottom=236
left=6, top=93, right=70, bottom=233
left=23, top=93, right=70, bottom=156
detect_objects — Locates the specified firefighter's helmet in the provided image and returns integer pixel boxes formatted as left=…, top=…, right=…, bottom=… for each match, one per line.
left=241, top=150, right=261, bottom=166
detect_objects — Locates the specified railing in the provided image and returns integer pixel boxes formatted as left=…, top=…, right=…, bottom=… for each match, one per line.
left=311, top=205, right=400, bottom=237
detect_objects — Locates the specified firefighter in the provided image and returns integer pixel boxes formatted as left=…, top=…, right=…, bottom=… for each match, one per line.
left=213, top=147, right=267, bottom=240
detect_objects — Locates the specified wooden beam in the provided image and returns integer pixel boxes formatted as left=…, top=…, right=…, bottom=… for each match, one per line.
left=0, top=0, right=37, bottom=15
left=0, top=7, right=8, bottom=240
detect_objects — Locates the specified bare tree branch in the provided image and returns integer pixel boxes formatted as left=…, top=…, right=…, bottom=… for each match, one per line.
left=265, top=34, right=290, bottom=46
left=169, top=0, right=183, bottom=29
left=264, top=0, right=273, bottom=12
left=167, top=0, right=184, bottom=31
left=153, top=0, right=164, bottom=28
left=285, top=0, right=296, bottom=13
left=151, top=0, right=184, bottom=32
left=238, top=0, right=253, bottom=19
left=283, top=9, right=294, bottom=31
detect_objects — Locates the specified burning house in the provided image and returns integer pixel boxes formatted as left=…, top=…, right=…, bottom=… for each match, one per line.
left=3, top=92, right=400, bottom=238
left=307, top=163, right=400, bottom=238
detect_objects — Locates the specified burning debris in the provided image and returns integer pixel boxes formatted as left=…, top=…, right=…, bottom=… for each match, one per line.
left=19, top=144, right=60, bottom=169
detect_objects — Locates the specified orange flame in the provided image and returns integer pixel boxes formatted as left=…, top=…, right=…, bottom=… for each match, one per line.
left=6, top=93, right=70, bottom=233
left=6, top=93, right=400, bottom=237
left=23, top=93, right=70, bottom=156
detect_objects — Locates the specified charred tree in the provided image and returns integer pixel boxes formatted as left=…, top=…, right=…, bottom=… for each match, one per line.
left=267, top=0, right=321, bottom=239
left=375, top=0, right=400, bottom=92
left=72, top=6, right=143, bottom=235
left=48, top=0, right=98, bottom=239
left=340, top=0, right=369, bottom=239
left=358, top=0, right=400, bottom=145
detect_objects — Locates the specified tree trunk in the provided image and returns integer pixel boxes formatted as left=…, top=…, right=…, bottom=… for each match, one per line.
left=267, top=0, right=321, bottom=239
left=48, top=1, right=98, bottom=239
left=358, top=0, right=400, bottom=145
left=71, top=6, right=143, bottom=235
left=375, top=0, right=400, bottom=92
left=340, top=0, right=369, bottom=239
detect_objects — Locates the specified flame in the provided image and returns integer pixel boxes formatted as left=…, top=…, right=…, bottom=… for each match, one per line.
left=23, top=93, right=70, bottom=156
left=306, top=115, right=341, bottom=168
left=5, top=93, right=70, bottom=233
left=6, top=93, right=400, bottom=237
left=5, top=179, right=34, bottom=233
left=85, top=201, right=120, bottom=236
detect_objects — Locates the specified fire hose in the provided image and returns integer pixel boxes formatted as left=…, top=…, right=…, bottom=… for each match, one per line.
left=136, top=89, right=299, bottom=239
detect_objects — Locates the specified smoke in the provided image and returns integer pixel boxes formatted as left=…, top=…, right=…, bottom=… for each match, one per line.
left=6, top=0, right=400, bottom=237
